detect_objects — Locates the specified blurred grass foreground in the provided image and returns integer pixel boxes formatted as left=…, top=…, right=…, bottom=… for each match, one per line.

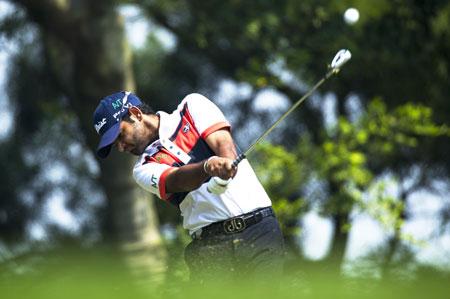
left=1, top=245, right=449, bottom=299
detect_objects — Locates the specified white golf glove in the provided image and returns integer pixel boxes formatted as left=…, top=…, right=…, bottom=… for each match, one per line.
left=207, top=177, right=231, bottom=195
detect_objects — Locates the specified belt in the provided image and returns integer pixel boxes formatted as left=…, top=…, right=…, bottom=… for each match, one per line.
left=191, top=207, right=274, bottom=240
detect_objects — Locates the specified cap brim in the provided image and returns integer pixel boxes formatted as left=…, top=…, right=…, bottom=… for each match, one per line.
left=96, top=122, right=120, bottom=158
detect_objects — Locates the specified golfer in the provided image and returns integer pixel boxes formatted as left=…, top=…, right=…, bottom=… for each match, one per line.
left=93, top=91, right=284, bottom=282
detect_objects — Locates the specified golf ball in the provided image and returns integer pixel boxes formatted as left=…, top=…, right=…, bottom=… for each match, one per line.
left=344, top=8, right=359, bottom=24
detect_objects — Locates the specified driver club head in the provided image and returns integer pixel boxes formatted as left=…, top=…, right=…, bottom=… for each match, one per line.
left=331, top=49, right=352, bottom=71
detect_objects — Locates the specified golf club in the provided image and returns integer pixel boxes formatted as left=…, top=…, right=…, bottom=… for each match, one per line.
left=207, top=49, right=352, bottom=194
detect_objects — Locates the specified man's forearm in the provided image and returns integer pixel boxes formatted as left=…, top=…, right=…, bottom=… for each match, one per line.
left=213, top=140, right=237, bottom=160
left=165, top=129, right=237, bottom=194
left=165, top=161, right=209, bottom=194
left=205, top=129, right=237, bottom=159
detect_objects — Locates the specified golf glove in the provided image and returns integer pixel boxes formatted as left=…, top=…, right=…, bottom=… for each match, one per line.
left=207, top=177, right=230, bottom=195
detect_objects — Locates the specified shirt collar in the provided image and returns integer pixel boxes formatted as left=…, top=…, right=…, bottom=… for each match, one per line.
left=156, top=110, right=181, bottom=141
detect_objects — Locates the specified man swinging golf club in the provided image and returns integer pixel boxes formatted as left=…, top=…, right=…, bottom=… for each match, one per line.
left=93, top=49, right=351, bottom=283
left=93, top=91, right=285, bottom=283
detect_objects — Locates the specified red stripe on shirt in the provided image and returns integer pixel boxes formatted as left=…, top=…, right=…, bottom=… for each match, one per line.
left=173, top=107, right=202, bottom=154
left=159, top=167, right=175, bottom=200
left=183, top=105, right=200, bottom=135
left=174, top=106, right=231, bottom=153
left=175, top=123, right=201, bottom=155
left=201, top=121, right=231, bottom=139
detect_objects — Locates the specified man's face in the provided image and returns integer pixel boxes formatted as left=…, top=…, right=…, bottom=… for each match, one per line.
left=115, top=117, right=157, bottom=156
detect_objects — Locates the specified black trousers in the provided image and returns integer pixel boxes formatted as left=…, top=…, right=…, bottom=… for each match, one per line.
left=184, top=215, right=285, bottom=284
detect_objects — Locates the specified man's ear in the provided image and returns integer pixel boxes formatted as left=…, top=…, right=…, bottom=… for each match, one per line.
left=129, top=106, right=143, bottom=121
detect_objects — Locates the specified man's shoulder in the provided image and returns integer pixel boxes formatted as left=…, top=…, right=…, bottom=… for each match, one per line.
left=178, top=93, right=211, bottom=108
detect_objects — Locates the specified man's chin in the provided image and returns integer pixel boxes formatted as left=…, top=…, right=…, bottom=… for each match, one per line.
left=130, top=148, right=144, bottom=156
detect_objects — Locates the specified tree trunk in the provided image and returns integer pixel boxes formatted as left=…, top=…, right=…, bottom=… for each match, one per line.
left=380, top=190, right=408, bottom=280
left=14, top=0, right=167, bottom=284
left=324, top=212, right=350, bottom=274
left=319, top=180, right=351, bottom=275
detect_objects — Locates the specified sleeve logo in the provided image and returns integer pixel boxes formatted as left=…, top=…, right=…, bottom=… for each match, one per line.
left=150, top=174, right=158, bottom=189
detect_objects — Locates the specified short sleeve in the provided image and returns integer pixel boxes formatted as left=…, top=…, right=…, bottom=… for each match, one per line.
left=133, top=160, right=175, bottom=200
left=182, top=93, right=231, bottom=139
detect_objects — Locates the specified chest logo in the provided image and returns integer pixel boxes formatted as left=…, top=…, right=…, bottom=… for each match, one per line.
left=182, top=123, right=190, bottom=133
left=155, top=153, right=170, bottom=163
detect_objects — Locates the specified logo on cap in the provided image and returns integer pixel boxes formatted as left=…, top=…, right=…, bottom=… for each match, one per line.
left=95, top=118, right=107, bottom=133
left=112, top=99, right=123, bottom=110
left=112, top=92, right=133, bottom=121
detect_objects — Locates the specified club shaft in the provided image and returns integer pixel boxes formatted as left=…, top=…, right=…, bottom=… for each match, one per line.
left=232, top=69, right=337, bottom=167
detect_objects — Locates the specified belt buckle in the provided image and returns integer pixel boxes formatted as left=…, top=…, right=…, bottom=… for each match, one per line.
left=223, top=216, right=246, bottom=234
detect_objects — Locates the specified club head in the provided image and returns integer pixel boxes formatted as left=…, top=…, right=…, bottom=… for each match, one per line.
left=331, top=49, right=352, bottom=70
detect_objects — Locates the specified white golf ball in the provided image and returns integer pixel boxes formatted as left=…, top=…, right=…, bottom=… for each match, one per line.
left=344, top=8, right=359, bottom=24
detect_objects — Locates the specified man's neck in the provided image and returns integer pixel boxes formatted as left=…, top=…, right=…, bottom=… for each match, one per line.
left=143, top=113, right=160, bottom=140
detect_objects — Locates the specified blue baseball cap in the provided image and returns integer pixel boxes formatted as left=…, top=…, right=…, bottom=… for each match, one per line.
left=93, top=91, right=142, bottom=158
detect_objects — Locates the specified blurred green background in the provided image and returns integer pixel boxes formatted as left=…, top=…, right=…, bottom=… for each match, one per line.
left=0, top=0, right=449, bottom=298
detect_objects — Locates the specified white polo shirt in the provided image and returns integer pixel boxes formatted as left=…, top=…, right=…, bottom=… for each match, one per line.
left=132, top=93, right=271, bottom=234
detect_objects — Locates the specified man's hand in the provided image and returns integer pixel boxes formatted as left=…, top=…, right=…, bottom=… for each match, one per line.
left=165, top=129, right=238, bottom=194
left=204, top=156, right=237, bottom=180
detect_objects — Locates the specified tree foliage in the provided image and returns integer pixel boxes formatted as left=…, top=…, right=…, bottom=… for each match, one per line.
left=251, top=99, right=449, bottom=249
